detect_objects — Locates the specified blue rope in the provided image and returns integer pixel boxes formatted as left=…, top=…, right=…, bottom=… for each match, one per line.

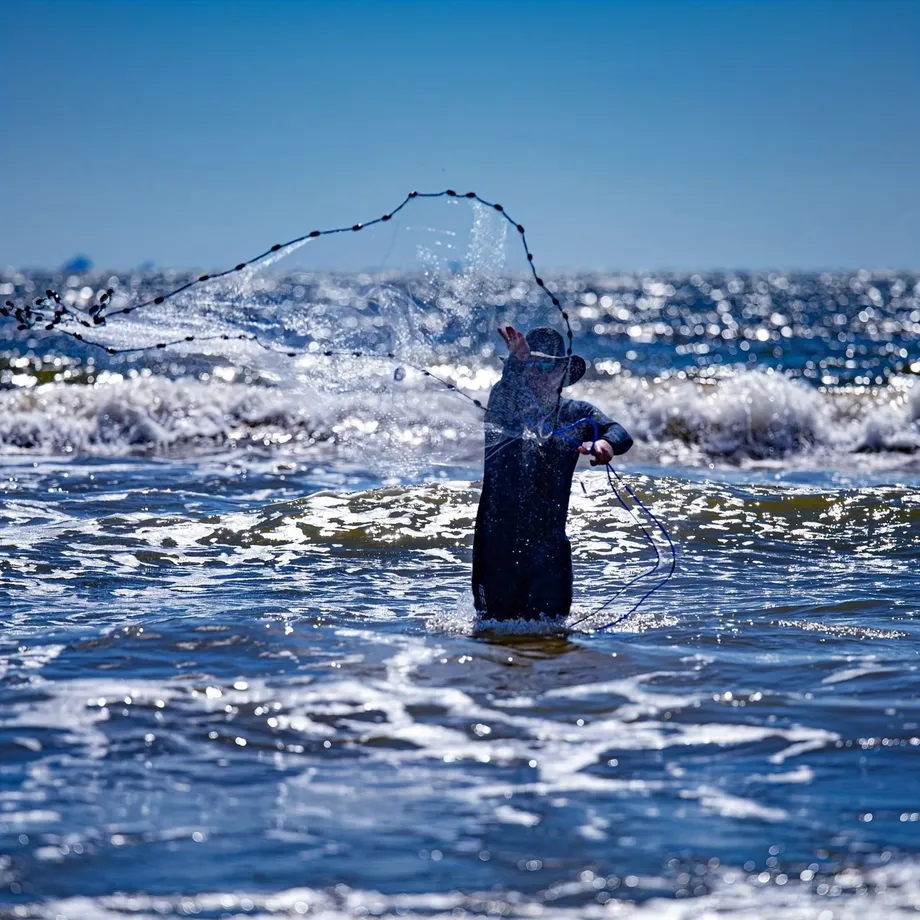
left=548, top=415, right=677, bottom=630
left=565, top=463, right=663, bottom=630
left=594, top=465, right=677, bottom=629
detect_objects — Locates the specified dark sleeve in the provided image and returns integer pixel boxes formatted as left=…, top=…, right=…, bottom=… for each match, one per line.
left=570, top=401, right=633, bottom=456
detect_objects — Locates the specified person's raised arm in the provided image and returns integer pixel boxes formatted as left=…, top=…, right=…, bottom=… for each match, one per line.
left=487, top=325, right=535, bottom=430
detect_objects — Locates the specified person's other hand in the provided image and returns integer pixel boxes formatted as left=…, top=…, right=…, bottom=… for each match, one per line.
left=579, top=439, right=614, bottom=466
left=498, top=325, right=530, bottom=360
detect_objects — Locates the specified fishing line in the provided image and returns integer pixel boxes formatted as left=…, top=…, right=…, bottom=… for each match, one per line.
left=553, top=416, right=675, bottom=629
left=595, top=465, right=678, bottom=629
left=567, top=463, right=664, bottom=630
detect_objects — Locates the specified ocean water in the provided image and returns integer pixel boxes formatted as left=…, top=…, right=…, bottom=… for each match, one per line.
left=1, top=263, right=920, bottom=918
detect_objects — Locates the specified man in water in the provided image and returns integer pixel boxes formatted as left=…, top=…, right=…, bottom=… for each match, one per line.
left=473, top=325, right=633, bottom=622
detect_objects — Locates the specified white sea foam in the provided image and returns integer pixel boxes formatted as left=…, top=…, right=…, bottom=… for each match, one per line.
left=19, top=857, right=920, bottom=919
left=1, top=368, right=916, bottom=470
left=577, top=369, right=920, bottom=464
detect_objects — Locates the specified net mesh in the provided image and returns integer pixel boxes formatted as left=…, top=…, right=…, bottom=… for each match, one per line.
left=39, top=195, right=565, bottom=478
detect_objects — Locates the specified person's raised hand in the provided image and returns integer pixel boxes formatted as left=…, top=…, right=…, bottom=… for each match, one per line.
left=497, top=325, right=530, bottom=360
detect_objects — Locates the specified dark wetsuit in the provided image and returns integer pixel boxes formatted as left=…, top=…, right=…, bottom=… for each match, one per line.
left=472, top=356, right=633, bottom=621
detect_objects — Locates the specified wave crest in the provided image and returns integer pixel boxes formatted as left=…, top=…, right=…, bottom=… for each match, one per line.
left=1, top=368, right=917, bottom=468
left=582, top=370, right=920, bottom=464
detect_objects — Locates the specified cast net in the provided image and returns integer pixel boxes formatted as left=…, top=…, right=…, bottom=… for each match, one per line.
left=7, top=191, right=568, bottom=479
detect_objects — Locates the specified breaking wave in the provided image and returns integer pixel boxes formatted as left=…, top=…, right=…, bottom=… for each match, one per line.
left=1, top=367, right=917, bottom=469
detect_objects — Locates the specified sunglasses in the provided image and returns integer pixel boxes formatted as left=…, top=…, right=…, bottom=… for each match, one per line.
left=531, top=359, right=563, bottom=373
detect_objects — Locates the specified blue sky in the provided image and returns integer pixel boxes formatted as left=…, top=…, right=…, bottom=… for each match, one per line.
left=2, top=0, right=918, bottom=270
